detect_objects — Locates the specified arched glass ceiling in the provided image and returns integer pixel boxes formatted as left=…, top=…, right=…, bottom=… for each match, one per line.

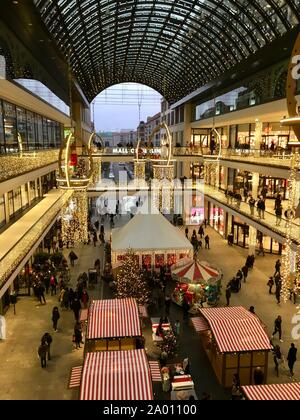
left=34, top=0, right=300, bottom=103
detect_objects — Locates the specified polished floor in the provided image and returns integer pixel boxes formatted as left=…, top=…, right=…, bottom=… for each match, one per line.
left=0, top=219, right=299, bottom=400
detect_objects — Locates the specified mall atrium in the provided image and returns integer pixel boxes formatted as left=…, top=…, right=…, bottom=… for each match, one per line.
left=0, top=0, right=300, bottom=401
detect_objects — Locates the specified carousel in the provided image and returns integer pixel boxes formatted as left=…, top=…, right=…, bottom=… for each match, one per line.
left=171, top=258, right=222, bottom=312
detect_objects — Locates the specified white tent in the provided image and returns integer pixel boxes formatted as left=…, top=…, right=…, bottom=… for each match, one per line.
left=111, top=212, right=193, bottom=267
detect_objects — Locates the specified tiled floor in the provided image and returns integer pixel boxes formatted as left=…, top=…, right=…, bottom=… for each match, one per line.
left=0, top=217, right=299, bottom=400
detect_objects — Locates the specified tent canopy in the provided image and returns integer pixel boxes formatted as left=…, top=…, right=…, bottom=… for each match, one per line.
left=80, top=350, right=153, bottom=400
left=172, top=259, right=220, bottom=284
left=111, top=213, right=193, bottom=252
left=199, top=306, right=273, bottom=353
left=242, top=383, right=300, bottom=401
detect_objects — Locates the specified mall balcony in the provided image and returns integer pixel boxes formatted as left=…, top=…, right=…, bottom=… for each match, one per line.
left=202, top=184, right=300, bottom=249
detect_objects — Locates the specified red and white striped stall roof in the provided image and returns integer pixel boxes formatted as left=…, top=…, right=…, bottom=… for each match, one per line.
left=87, top=299, right=141, bottom=339
left=242, top=383, right=300, bottom=400
left=199, top=306, right=272, bottom=353
left=80, top=350, right=153, bottom=400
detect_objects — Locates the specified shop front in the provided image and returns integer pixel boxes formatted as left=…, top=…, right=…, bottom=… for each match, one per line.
left=229, top=215, right=282, bottom=254
left=259, top=176, right=288, bottom=200
left=207, top=201, right=226, bottom=237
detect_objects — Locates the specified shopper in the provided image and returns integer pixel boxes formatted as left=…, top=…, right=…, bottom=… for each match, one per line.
left=253, top=366, right=264, bottom=385
left=275, top=283, right=281, bottom=305
left=204, top=235, right=210, bottom=249
left=74, top=325, right=83, bottom=349
left=249, top=306, right=255, bottom=315
left=275, top=205, right=283, bottom=226
left=242, top=265, right=249, bottom=283
left=231, top=374, right=241, bottom=400
left=81, top=289, right=89, bottom=309
left=287, top=343, right=297, bottom=378
left=257, top=198, right=265, bottom=219
left=274, top=259, right=281, bottom=276
left=185, top=227, right=189, bottom=239
left=38, top=341, right=48, bottom=368
left=52, top=306, right=60, bottom=332
left=248, top=196, right=256, bottom=216
left=71, top=297, right=82, bottom=322
left=272, top=315, right=283, bottom=342
left=267, top=276, right=274, bottom=294
left=41, top=332, right=53, bottom=361
left=273, top=345, right=282, bottom=377
left=164, top=294, right=171, bottom=316
left=225, top=283, right=232, bottom=306
left=198, top=225, right=204, bottom=239
left=50, top=275, right=57, bottom=296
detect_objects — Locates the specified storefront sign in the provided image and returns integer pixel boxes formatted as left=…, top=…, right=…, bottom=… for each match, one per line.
left=112, top=147, right=161, bottom=155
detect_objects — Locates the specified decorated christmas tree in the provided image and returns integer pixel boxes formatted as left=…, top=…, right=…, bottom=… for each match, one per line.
left=159, top=330, right=177, bottom=358
left=116, top=250, right=150, bottom=305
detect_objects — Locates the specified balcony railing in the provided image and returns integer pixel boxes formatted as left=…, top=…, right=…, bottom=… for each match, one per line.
left=0, top=190, right=72, bottom=288
left=203, top=184, right=300, bottom=243
left=0, top=149, right=59, bottom=182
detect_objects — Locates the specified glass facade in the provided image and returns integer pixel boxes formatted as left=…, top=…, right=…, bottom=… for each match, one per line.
left=0, top=99, right=63, bottom=154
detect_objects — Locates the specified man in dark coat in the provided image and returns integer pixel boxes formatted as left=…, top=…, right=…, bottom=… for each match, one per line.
left=71, top=297, right=82, bottom=322
left=38, top=342, right=48, bottom=368
left=287, top=343, right=297, bottom=377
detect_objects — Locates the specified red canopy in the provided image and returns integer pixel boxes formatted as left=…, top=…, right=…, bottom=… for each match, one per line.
left=87, top=298, right=141, bottom=339
left=242, top=383, right=300, bottom=400
left=80, top=350, right=153, bottom=400
left=172, top=259, right=220, bottom=284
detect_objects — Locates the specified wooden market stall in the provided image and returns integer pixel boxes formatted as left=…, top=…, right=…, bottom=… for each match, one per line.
left=80, top=350, right=154, bottom=400
left=84, top=298, right=142, bottom=353
left=242, top=383, right=300, bottom=400
left=192, top=306, right=272, bottom=387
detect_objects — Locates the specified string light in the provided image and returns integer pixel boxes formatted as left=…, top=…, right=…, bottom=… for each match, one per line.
left=0, top=190, right=72, bottom=287
left=61, top=190, right=88, bottom=247
left=281, top=152, right=300, bottom=303
left=0, top=150, right=59, bottom=182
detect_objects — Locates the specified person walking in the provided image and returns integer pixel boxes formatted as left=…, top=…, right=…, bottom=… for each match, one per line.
left=198, top=225, right=204, bottom=239
left=272, top=315, right=283, bottom=342
left=185, top=227, right=189, bottom=239
left=275, top=282, right=281, bottom=304
left=204, top=234, right=210, bottom=249
left=253, top=366, right=264, bottom=385
left=248, top=196, right=256, bottom=216
left=81, top=289, right=89, bottom=309
left=174, top=320, right=181, bottom=337
left=287, top=343, right=297, bottom=378
left=242, top=265, right=249, bottom=283
left=38, top=341, right=48, bottom=368
left=275, top=204, right=283, bottom=226
left=267, top=276, right=274, bottom=294
left=50, top=275, right=57, bottom=296
left=71, top=297, right=82, bottom=322
left=52, top=306, right=60, bottom=332
left=164, top=294, right=171, bottom=316
left=38, top=282, right=46, bottom=305
left=273, top=345, right=282, bottom=377
left=274, top=259, right=281, bottom=276
left=225, top=283, right=232, bottom=306
left=74, top=324, right=82, bottom=349
left=41, top=332, right=53, bottom=361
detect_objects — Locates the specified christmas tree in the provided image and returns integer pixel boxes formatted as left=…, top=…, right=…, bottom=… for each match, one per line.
left=116, top=250, right=150, bottom=305
left=159, top=330, right=177, bottom=358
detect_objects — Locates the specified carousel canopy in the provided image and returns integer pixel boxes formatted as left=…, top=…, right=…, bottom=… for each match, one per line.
left=172, top=259, right=220, bottom=284
left=111, top=213, right=193, bottom=252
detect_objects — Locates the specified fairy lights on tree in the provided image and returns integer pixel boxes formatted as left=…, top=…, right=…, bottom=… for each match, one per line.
left=116, top=250, right=150, bottom=305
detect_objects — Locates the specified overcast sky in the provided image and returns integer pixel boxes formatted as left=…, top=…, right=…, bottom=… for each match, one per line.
left=92, top=83, right=162, bottom=132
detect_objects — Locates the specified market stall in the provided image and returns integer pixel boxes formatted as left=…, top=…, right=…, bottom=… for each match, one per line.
left=80, top=350, right=154, bottom=400
left=171, top=258, right=221, bottom=310
left=84, top=298, right=142, bottom=353
left=242, top=383, right=300, bottom=400
left=111, top=212, right=193, bottom=269
left=195, top=306, right=272, bottom=387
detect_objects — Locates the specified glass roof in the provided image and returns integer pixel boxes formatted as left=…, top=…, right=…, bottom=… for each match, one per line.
left=34, top=0, right=300, bottom=102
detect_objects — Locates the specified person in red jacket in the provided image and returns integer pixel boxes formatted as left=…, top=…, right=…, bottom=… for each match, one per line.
left=81, top=289, right=89, bottom=309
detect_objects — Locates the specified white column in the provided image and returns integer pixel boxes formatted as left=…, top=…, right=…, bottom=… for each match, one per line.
left=248, top=225, right=257, bottom=256
left=254, top=119, right=263, bottom=157
left=252, top=172, right=260, bottom=199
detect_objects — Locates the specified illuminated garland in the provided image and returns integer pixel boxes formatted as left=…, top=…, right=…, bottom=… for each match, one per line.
left=61, top=190, right=88, bottom=247
left=281, top=153, right=300, bottom=303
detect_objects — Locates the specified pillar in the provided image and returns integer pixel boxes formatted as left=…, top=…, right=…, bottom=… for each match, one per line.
left=183, top=103, right=192, bottom=147
left=252, top=172, right=260, bottom=199
left=253, top=119, right=263, bottom=157
left=248, top=225, right=257, bottom=256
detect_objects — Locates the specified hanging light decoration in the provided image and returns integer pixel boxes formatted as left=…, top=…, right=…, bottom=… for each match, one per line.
left=280, top=33, right=300, bottom=302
